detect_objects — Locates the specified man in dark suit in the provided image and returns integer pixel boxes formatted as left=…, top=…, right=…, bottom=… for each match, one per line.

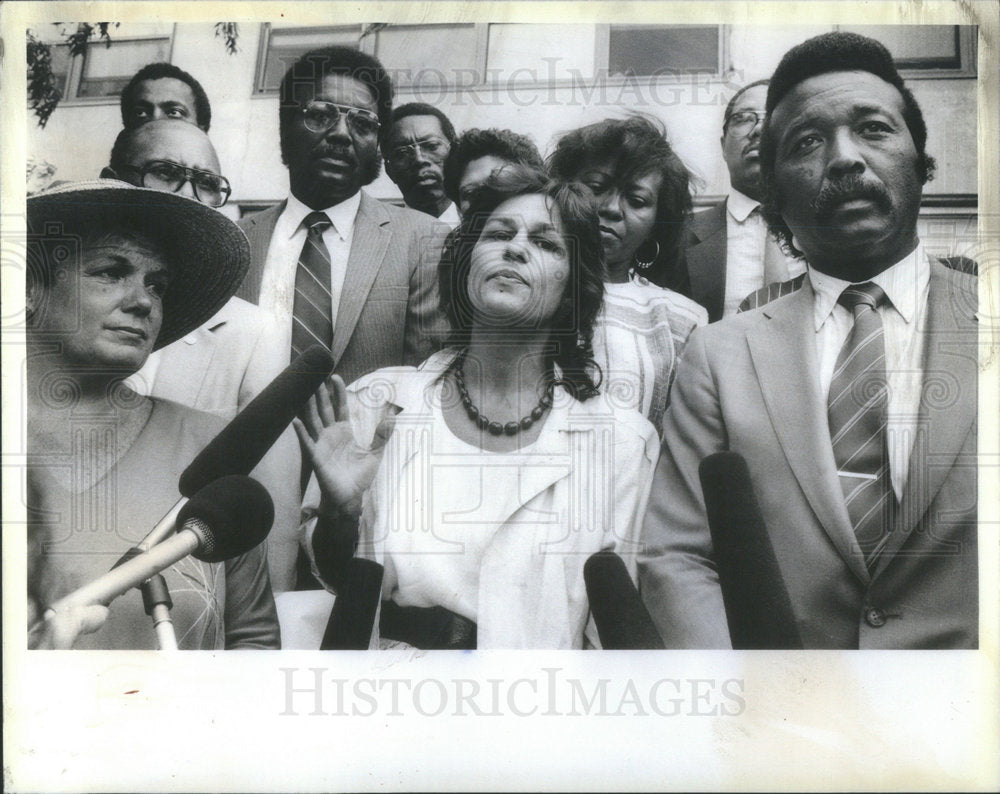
left=682, top=79, right=805, bottom=321
left=639, top=32, right=977, bottom=649
left=236, top=46, right=448, bottom=387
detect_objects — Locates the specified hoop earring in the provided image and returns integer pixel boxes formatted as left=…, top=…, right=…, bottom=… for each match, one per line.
left=633, top=240, right=660, bottom=271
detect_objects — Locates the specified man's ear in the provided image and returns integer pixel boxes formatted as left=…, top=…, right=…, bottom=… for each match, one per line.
left=99, top=166, right=118, bottom=180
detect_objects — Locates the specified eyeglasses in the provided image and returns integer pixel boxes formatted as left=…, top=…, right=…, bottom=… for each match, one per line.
left=301, top=100, right=381, bottom=137
left=387, top=137, right=449, bottom=164
left=725, top=109, right=767, bottom=134
left=118, top=160, right=232, bottom=208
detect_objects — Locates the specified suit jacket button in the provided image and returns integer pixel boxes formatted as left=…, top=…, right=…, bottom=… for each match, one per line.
left=865, top=607, right=887, bottom=628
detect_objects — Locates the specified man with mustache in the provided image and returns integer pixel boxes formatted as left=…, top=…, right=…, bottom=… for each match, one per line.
left=639, top=31, right=978, bottom=649
left=682, top=79, right=805, bottom=322
left=383, top=103, right=460, bottom=226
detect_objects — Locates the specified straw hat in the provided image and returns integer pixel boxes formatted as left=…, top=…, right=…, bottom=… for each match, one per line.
left=27, top=179, right=250, bottom=349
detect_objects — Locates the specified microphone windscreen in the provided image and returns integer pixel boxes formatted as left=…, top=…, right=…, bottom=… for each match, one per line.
left=178, top=345, right=335, bottom=497
left=176, top=475, right=275, bottom=563
left=584, top=550, right=665, bottom=649
left=699, top=452, right=802, bottom=649
left=321, top=558, right=384, bottom=650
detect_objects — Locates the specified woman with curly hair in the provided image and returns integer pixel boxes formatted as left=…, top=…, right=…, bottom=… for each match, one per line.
left=296, top=165, right=658, bottom=649
left=549, top=115, right=708, bottom=434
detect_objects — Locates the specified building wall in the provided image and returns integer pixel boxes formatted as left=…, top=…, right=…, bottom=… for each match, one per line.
left=29, top=21, right=978, bottom=220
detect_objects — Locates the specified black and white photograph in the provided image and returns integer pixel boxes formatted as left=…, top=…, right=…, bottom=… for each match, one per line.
left=3, top=0, right=998, bottom=790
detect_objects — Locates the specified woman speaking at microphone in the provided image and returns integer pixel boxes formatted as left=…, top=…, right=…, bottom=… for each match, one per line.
left=25, top=181, right=279, bottom=649
left=297, top=166, right=658, bottom=649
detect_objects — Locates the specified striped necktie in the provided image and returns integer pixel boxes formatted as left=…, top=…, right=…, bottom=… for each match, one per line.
left=828, top=282, right=896, bottom=570
left=291, top=211, right=334, bottom=359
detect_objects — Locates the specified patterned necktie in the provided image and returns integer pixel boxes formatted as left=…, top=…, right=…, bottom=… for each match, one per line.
left=291, top=211, right=334, bottom=359
left=828, top=282, right=896, bottom=569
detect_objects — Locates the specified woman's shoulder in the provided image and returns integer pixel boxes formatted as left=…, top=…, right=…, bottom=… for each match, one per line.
left=563, top=392, right=658, bottom=457
left=602, top=276, right=708, bottom=325
left=347, top=349, right=459, bottom=410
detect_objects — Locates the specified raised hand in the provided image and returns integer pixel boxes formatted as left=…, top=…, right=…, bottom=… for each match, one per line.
left=293, top=375, right=395, bottom=518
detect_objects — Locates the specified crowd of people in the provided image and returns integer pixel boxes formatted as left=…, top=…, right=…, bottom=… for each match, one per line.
left=25, top=30, right=978, bottom=650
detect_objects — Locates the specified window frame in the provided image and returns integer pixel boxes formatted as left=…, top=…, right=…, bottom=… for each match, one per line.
left=52, top=27, right=176, bottom=107
left=834, top=24, right=977, bottom=79
left=253, top=22, right=490, bottom=94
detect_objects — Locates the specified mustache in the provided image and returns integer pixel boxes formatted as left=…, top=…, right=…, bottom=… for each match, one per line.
left=812, top=174, right=893, bottom=220
left=313, top=145, right=355, bottom=162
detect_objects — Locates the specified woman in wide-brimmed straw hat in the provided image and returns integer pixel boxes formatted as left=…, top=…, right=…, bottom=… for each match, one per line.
left=26, top=180, right=280, bottom=649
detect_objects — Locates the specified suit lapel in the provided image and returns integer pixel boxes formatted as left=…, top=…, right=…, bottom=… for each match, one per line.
left=873, top=261, right=978, bottom=576
left=235, top=202, right=284, bottom=304
left=331, top=192, right=391, bottom=365
left=746, top=283, right=870, bottom=584
left=686, top=201, right=728, bottom=322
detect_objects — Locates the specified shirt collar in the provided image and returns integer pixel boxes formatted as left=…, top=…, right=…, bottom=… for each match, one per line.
left=808, top=241, right=929, bottom=331
left=282, top=189, right=363, bottom=242
left=437, top=201, right=461, bottom=228
left=726, top=188, right=761, bottom=223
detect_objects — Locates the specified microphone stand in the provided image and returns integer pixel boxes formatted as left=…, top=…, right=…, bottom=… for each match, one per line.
left=141, top=574, right=178, bottom=650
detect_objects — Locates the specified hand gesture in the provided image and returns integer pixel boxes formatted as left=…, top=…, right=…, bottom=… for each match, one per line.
left=29, top=604, right=108, bottom=649
left=293, top=375, right=395, bottom=517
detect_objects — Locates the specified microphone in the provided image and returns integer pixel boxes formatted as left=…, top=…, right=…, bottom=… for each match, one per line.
left=320, top=558, right=384, bottom=650
left=131, top=345, right=335, bottom=554
left=699, top=452, right=803, bottom=649
left=584, top=551, right=665, bottom=649
left=46, top=475, right=274, bottom=615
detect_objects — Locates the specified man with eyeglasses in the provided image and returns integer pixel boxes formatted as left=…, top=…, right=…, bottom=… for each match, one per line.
left=235, top=46, right=448, bottom=592
left=383, top=103, right=460, bottom=225
left=103, top=118, right=300, bottom=594
left=681, top=79, right=805, bottom=321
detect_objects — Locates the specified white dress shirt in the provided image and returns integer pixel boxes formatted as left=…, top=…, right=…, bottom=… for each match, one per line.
left=809, top=243, right=930, bottom=500
left=723, top=188, right=805, bottom=317
left=436, top=201, right=461, bottom=229
left=259, top=190, right=362, bottom=357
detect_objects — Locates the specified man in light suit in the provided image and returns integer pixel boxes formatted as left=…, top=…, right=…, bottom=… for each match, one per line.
left=104, top=120, right=300, bottom=594
left=237, top=47, right=448, bottom=591
left=639, top=32, right=977, bottom=649
left=682, top=80, right=805, bottom=322
left=236, top=46, right=448, bottom=388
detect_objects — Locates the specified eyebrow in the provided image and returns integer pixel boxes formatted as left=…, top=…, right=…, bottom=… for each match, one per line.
left=485, top=215, right=562, bottom=235
left=783, top=103, right=899, bottom=137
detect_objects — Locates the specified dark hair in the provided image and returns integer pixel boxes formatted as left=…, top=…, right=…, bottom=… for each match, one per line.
left=547, top=114, right=693, bottom=289
left=439, top=165, right=606, bottom=401
left=387, top=102, right=457, bottom=145
left=759, top=32, right=936, bottom=256
left=120, top=62, right=212, bottom=130
left=722, top=79, right=769, bottom=133
left=278, top=45, right=394, bottom=165
left=442, top=128, right=545, bottom=205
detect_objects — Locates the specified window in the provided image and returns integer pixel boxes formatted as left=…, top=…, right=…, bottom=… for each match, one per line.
left=46, top=34, right=173, bottom=102
left=600, top=25, right=723, bottom=78
left=369, top=24, right=486, bottom=89
left=255, top=25, right=363, bottom=92
left=837, top=25, right=977, bottom=78
left=76, top=37, right=172, bottom=97
left=255, top=23, right=488, bottom=93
